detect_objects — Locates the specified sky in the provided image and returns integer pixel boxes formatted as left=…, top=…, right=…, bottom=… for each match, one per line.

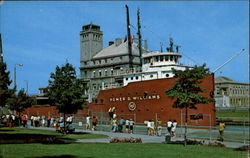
left=0, top=1, right=249, bottom=95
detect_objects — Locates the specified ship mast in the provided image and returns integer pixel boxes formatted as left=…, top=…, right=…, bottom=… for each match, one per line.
left=125, top=5, right=133, bottom=69
left=137, top=7, right=142, bottom=66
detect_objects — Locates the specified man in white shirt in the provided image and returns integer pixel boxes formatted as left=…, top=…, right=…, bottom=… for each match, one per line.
left=167, top=120, right=172, bottom=134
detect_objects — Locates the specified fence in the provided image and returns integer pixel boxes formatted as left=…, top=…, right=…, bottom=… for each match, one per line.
left=33, top=111, right=249, bottom=144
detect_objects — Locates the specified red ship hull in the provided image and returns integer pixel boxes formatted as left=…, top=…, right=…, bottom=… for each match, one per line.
left=88, top=74, right=216, bottom=126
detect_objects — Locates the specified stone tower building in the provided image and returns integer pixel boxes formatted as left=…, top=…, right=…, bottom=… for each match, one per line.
left=79, top=24, right=148, bottom=102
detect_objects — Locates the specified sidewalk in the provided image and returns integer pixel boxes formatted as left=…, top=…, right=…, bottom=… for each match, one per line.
left=32, top=126, right=248, bottom=149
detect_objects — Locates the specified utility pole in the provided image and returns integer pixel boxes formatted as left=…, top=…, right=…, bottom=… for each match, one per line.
left=125, top=5, right=133, bottom=69
left=0, top=34, right=3, bottom=63
left=137, top=7, right=142, bottom=66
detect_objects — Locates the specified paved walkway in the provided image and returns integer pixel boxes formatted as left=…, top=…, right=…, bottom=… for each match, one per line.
left=32, top=126, right=248, bottom=149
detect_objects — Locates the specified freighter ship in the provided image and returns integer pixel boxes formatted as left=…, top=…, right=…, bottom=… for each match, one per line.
left=86, top=40, right=216, bottom=127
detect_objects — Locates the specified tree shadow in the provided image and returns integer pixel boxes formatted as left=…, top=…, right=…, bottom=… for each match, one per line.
left=0, top=133, right=75, bottom=144
left=26, top=155, right=81, bottom=158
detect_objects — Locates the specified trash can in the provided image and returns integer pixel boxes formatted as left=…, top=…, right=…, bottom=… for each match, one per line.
left=165, top=132, right=171, bottom=143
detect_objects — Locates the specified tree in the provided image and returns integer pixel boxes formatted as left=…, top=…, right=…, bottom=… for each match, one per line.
left=48, top=62, right=85, bottom=134
left=0, top=61, right=14, bottom=107
left=165, top=64, right=213, bottom=146
left=7, top=89, right=34, bottom=114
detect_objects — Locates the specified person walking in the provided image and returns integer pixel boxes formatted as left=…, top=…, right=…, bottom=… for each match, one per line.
left=21, top=115, right=27, bottom=128
left=171, top=120, right=177, bottom=137
left=92, top=116, right=98, bottom=131
left=111, top=119, right=118, bottom=132
left=47, top=115, right=51, bottom=127
left=150, top=120, right=156, bottom=136
left=118, top=117, right=125, bottom=132
left=129, top=119, right=134, bottom=134
left=125, top=119, right=130, bottom=133
left=219, top=121, right=225, bottom=142
left=86, top=115, right=91, bottom=130
left=147, top=120, right=151, bottom=135
left=167, top=120, right=173, bottom=134
left=157, top=118, right=163, bottom=136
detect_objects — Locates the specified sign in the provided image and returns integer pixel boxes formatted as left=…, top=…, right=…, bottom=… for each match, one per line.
left=110, top=94, right=160, bottom=102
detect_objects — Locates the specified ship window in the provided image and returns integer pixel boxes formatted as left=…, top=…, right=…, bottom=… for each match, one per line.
left=155, top=56, right=159, bottom=62
left=165, top=56, right=169, bottom=61
left=160, top=56, right=164, bottom=61
left=150, top=75, right=153, bottom=78
left=165, top=74, right=169, bottom=77
left=136, top=76, right=139, bottom=80
left=131, top=77, right=133, bottom=80
left=174, top=57, right=177, bottom=62
left=126, top=77, right=128, bottom=81
left=170, top=55, right=173, bottom=61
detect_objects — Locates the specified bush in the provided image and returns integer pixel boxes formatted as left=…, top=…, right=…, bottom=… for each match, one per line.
left=109, top=137, right=142, bottom=143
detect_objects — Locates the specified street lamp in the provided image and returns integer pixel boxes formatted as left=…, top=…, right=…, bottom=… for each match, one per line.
left=24, top=80, right=28, bottom=94
left=14, top=64, right=23, bottom=90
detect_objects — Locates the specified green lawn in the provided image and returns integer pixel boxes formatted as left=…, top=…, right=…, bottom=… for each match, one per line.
left=0, top=127, right=107, bottom=140
left=216, top=110, right=249, bottom=118
left=0, top=143, right=247, bottom=158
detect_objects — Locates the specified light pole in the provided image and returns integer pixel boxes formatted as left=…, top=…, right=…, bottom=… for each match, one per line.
left=24, top=80, right=28, bottom=94
left=14, top=64, right=23, bottom=90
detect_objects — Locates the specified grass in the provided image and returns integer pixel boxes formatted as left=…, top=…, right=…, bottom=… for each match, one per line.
left=0, top=143, right=247, bottom=158
left=0, top=127, right=107, bottom=140
left=0, top=127, right=248, bottom=158
left=216, top=110, right=249, bottom=120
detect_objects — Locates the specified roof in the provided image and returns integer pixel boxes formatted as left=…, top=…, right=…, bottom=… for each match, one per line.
left=215, top=76, right=249, bottom=85
left=215, top=76, right=234, bottom=82
left=93, top=41, right=140, bottom=59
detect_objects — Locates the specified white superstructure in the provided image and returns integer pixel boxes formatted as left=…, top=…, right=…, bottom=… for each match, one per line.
left=123, top=50, right=192, bottom=86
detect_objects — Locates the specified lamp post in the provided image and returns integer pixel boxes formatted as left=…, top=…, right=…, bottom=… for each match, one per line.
left=24, top=80, right=28, bottom=94
left=14, top=64, right=23, bottom=90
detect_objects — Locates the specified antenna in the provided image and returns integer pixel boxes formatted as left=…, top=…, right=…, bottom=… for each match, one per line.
left=212, top=49, right=245, bottom=73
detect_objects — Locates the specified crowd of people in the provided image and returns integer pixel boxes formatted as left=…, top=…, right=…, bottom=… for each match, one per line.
left=146, top=119, right=178, bottom=137
left=1, top=113, right=179, bottom=137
